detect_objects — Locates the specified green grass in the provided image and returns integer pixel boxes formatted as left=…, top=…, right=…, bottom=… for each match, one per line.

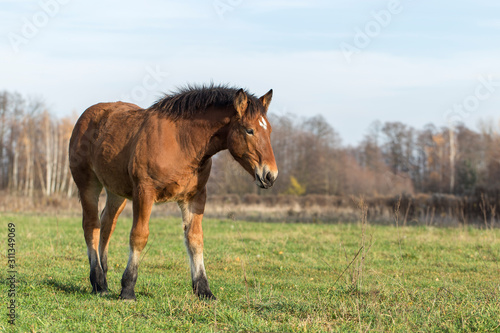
left=1, top=213, right=500, bottom=332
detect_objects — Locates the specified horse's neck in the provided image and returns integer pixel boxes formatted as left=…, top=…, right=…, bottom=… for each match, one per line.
left=177, top=109, right=232, bottom=165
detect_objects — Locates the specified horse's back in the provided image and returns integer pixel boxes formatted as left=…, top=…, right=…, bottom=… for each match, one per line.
left=71, top=101, right=141, bottom=136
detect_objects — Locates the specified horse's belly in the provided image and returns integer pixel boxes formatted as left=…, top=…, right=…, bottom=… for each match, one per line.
left=93, top=165, right=134, bottom=198
left=153, top=176, right=197, bottom=203
left=92, top=144, right=134, bottom=198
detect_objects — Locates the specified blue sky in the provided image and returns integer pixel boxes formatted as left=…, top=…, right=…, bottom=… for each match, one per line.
left=2, top=0, right=500, bottom=144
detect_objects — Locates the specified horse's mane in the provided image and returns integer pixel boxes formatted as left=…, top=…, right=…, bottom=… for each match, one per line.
left=148, top=84, right=263, bottom=120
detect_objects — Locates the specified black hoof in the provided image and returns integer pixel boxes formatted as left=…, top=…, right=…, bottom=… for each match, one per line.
left=198, top=291, right=216, bottom=300
left=91, top=281, right=108, bottom=294
left=193, top=279, right=216, bottom=300
left=119, top=289, right=136, bottom=301
left=90, top=269, right=108, bottom=294
left=91, top=287, right=109, bottom=295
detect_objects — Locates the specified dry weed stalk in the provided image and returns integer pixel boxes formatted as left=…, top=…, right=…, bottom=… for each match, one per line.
left=403, top=198, right=412, bottom=227
left=331, top=245, right=364, bottom=289
left=394, top=195, right=405, bottom=280
left=490, top=204, right=496, bottom=230
left=327, top=196, right=373, bottom=294
left=430, top=207, right=436, bottom=226
left=240, top=259, right=250, bottom=305
left=341, top=196, right=373, bottom=292
left=458, top=202, right=467, bottom=230
left=480, top=193, right=489, bottom=229
left=479, top=194, right=498, bottom=230
left=357, top=197, right=369, bottom=291
left=236, top=228, right=252, bottom=305
left=424, top=206, right=430, bottom=226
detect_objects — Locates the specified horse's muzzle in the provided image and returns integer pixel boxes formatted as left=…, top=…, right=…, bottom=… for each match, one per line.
left=255, top=166, right=278, bottom=189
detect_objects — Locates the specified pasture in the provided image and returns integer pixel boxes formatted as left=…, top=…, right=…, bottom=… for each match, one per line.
left=1, top=213, right=499, bottom=332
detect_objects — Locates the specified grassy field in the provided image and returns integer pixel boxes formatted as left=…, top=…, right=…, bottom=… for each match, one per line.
left=1, top=213, right=499, bottom=332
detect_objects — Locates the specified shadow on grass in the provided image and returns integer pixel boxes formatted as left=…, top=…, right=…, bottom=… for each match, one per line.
left=43, top=278, right=116, bottom=300
left=43, top=278, right=88, bottom=294
left=43, top=278, right=157, bottom=301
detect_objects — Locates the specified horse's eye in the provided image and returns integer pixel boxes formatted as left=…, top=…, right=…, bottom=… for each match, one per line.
left=245, top=128, right=254, bottom=135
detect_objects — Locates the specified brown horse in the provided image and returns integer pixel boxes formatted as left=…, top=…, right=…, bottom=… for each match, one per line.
left=69, top=85, right=278, bottom=300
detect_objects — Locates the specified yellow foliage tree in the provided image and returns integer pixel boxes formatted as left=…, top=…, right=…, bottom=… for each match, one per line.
left=285, top=176, right=306, bottom=196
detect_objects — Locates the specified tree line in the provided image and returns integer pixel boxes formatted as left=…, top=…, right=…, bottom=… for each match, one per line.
left=208, top=113, right=500, bottom=198
left=1, top=90, right=499, bottom=199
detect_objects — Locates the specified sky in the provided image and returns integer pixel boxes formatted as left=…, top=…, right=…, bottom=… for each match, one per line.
left=1, top=0, right=500, bottom=145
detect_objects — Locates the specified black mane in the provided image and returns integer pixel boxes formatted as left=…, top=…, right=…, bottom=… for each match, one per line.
left=148, top=84, right=263, bottom=120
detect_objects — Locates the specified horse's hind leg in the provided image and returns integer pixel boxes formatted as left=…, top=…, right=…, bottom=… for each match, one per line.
left=77, top=173, right=105, bottom=293
left=99, top=190, right=127, bottom=287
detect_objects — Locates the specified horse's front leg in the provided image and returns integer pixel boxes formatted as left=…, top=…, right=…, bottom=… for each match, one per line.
left=120, top=188, right=153, bottom=300
left=179, top=188, right=215, bottom=299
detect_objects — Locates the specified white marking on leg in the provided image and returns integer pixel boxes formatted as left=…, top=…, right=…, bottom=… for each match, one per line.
left=195, top=254, right=206, bottom=280
left=125, top=247, right=140, bottom=271
left=185, top=233, right=207, bottom=281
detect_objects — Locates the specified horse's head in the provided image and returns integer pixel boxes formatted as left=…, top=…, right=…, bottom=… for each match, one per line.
left=228, top=89, right=278, bottom=189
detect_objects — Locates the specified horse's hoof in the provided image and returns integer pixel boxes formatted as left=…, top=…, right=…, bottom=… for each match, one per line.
left=119, top=289, right=136, bottom=301
left=91, top=286, right=108, bottom=295
left=199, top=292, right=216, bottom=300
left=193, top=279, right=216, bottom=300
left=196, top=289, right=216, bottom=300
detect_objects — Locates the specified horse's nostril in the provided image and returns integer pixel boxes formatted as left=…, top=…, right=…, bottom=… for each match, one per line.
left=265, top=172, right=273, bottom=184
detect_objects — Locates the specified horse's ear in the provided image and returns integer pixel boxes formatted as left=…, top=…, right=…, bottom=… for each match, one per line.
left=259, top=89, right=273, bottom=114
left=234, top=89, right=248, bottom=118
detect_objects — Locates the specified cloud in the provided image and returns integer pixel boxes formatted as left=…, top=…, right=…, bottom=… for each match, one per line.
left=5, top=45, right=499, bottom=142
